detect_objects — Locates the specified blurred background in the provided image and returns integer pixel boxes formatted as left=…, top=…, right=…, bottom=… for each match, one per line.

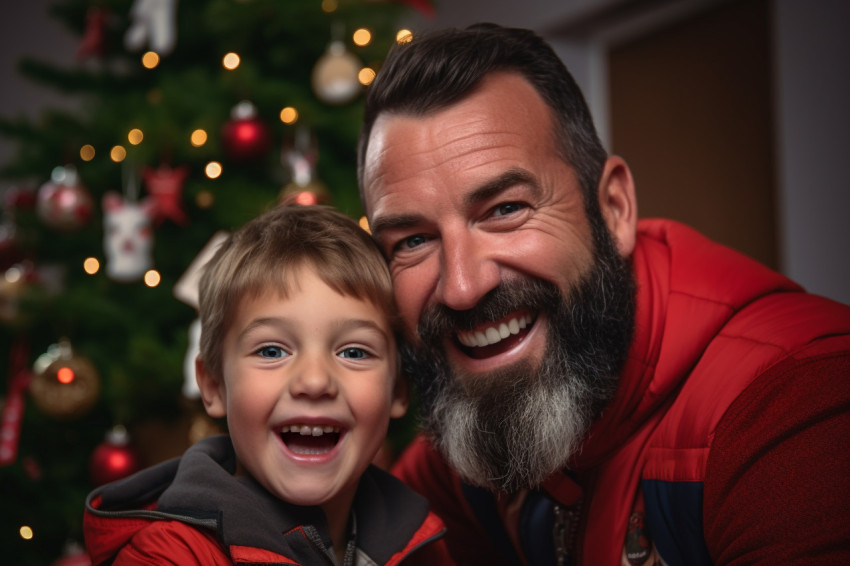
left=0, top=0, right=847, bottom=564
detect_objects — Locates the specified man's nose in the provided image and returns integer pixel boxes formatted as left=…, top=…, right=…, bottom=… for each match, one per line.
left=289, top=354, right=338, bottom=400
left=435, top=230, right=500, bottom=311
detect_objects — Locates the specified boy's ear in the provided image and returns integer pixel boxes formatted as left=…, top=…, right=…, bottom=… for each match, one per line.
left=195, top=356, right=227, bottom=418
left=390, top=373, right=409, bottom=419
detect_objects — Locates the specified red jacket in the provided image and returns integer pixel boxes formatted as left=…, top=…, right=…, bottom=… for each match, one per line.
left=393, top=219, right=850, bottom=566
left=85, top=435, right=449, bottom=565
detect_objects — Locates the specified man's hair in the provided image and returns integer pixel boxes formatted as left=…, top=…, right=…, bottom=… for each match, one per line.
left=357, top=23, right=608, bottom=209
left=198, top=204, right=398, bottom=380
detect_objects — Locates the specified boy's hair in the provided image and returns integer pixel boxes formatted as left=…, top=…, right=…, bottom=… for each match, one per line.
left=198, top=204, right=398, bottom=380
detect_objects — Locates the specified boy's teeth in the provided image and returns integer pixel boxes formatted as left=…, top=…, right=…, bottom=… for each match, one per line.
left=286, top=424, right=340, bottom=436
left=458, top=314, right=532, bottom=348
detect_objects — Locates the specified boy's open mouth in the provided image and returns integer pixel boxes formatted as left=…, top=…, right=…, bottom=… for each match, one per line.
left=280, top=424, right=341, bottom=455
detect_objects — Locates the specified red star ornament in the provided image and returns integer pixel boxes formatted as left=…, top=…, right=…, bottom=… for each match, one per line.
left=143, top=164, right=189, bottom=226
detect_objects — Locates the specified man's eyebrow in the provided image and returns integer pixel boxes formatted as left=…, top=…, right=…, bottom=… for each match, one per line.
left=368, top=213, right=424, bottom=239
left=464, top=168, right=540, bottom=207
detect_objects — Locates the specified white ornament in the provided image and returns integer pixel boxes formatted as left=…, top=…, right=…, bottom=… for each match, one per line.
left=125, top=0, right=179, bottom=55
left=102, top=192, right=156, bottom=282
left=183, top=318, right=201, bottom=399
left=311, top=40, right=362, bottom=105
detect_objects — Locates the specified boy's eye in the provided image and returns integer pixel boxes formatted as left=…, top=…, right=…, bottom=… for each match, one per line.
left=338, top=347, right=369, bottom=360
left=257, top=345, right=287, bottom=359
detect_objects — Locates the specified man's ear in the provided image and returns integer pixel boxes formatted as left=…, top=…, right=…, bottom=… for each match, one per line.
left=195, top=356, right=227, bottom=419
left=597, top=155, right=638, bottom=257
left=390, top=373, right=410, bottom=419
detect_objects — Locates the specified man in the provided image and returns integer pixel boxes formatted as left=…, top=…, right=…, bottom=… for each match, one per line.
left=357, top=23, right=850, bottom=565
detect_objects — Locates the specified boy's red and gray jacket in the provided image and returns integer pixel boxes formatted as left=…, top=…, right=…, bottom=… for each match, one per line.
left=84, top=435, right=447, bottom=565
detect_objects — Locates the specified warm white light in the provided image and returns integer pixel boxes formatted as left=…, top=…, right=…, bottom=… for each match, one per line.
left=110, top=145, right=127, bottom=162
left=396, top=29, right=413, bottom=44
left=358, top=67, right=376, bottom=86
left=353, top=28, right=372, bottom=47
left=190, top=129, right=208, bottom=147
left=223, top=52, right=241, bottom=70
left=144, top=270, right=161, bottom=287
left=142, top=51, right=160, bottom=69
left=280, top=107, right=298, bottom=124
left=128, top=129, right=143, bottom=145
left=205, top=161, right=223, bottom=179
left=19, top=525, right=33, bottom=540
left=321, top=0, right=337, bottom=13
left=83, top=257, right=100, bottom=275
left=80, top=144, right=95, bottom=161
left=359, top=216, right=370, bottom=234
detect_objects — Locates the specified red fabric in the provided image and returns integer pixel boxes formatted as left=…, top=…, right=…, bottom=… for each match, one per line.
left=392, top=219, right=850, bottom=565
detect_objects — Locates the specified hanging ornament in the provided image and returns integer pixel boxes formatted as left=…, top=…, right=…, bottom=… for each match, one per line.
left=221, top=101, right=272, bottom=162
left=77, top=6, right=110, bottom=61
left=311, top=38, right=362, bottom=105
left=143, top=164, right=189, bottom=225
left=0, top=263, right=33, bottom=325
left=37, top=166, right=94, bottom=231
left=0, top=339, right=32, bottom=467
left=279, top=126, right=330, bottom=205
left=102, top=192, right=156, bottom=282
left=89, top=425, right=141, bottom=486
left=30, top=340, right=101, bottom=420
left=124, top=0, right=179, bottom=55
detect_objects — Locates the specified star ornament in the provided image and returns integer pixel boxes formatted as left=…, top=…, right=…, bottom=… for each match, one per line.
left=143, top=164, right=189, bottom=225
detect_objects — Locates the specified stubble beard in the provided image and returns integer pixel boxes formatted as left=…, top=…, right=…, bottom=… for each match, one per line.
left=399, top=224, right=636, bottom=493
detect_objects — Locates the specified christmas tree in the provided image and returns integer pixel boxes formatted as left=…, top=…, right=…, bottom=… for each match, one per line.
left=0, top=1, right=429, bottom=563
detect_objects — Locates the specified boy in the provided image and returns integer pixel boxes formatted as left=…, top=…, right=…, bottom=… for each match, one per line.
left=84, top=204, right=447, bottom=565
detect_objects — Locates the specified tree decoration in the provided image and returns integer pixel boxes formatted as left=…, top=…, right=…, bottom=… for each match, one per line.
left=36, top=166, right=94, bottom=231
left=311, top=38, right=362, bottom=105
left=29, top=340, right=101, bottom=420
left=124, top=0, right=179, bottom=56
left=102, top=192, right=156, bottom=282
left=77, top=6, right=110, bottom=61
left=221, top=101, right=272, bottom=162
left=143, top=164, right=189, bottom=225
left=0, top=339, right=32, bottom=466
left=89, top=425, right=141, bottom=486
left=0, top=264, right=31, bottom=325
left=279, top=126, right=330, bottom=205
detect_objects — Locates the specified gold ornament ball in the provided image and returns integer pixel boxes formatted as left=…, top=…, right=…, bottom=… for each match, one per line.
left=30, top=354, right=101, bottom=420
left=311, top=41, right=362, bottom=105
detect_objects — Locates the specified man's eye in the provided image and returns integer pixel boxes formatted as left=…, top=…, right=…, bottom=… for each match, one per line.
left=257, top=346, right=287, bottom=359
left=339, top=347, right=369, bottom=360
left=394, top=234, right=427, bottom=252
left=494, top=202, right=525, bottom=217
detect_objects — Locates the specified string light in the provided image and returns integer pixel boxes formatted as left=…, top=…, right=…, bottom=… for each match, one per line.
left=56, top=367, right=75, bottom=384
left=144, top=270, right=161, bottom=287
left=223, top=52, right=241, bottom=70
left=396, top=29, right=413, bottom=44
left=353, top=28, right=372, bottom=47
left=19, top=526, right=33, bottom=540
left=205, top=161, right=223, bottom=179
left=321, top=0, right=337, bottom=13
left=110, top=145, right=127, bottom=162
left=128, top=128, right=144, bottom=145
left=190, top=129, right=208, bottom=147
left=142, top=51, right=160, bottom=69
left=80, top=144, right=96, bottom=161
left=359, top=216, right=371, bottom=234
left=280, top=107, right=298, bottom=124
left=358, top=67, right=376, bottom=86
left=83, top=257, right=100, bottom=275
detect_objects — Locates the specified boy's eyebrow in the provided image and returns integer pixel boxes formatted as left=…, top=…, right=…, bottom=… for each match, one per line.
left=369, top=168, right=540, bottom=239
left=239, top=316, right=389, bottom=339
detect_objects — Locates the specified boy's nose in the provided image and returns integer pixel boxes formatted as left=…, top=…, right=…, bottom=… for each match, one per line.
left=289, top=356, right=338, bottom=399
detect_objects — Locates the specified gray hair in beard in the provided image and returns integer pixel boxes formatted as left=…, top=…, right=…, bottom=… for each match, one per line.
left=399, top=227, right=635, bottom=493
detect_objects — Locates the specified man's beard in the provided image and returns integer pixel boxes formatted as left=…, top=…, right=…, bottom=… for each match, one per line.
left=399, top=223, right=636, bottom=493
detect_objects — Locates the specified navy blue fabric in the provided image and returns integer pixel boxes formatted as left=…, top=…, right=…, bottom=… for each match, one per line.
left=641, top=479, right=712, bottom=566
left=519, top=490, right=561, bottom=566
left=460, top=482, right=524, bottom=566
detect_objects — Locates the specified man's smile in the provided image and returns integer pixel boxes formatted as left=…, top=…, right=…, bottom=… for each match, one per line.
left=455, top=312, right=535, bottom=359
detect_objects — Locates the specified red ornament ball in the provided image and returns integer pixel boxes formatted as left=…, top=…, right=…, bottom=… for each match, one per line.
left=221, top=101, right=271, bottom=162
left=37, top=167, right=93, bottom=230
left=89, top=426, right=140, bottom=486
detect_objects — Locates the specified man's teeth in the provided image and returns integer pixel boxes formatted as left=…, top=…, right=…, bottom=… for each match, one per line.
left=457, top=314, right=532, bottom=348
left=284, top=424, right=340, bottom=436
